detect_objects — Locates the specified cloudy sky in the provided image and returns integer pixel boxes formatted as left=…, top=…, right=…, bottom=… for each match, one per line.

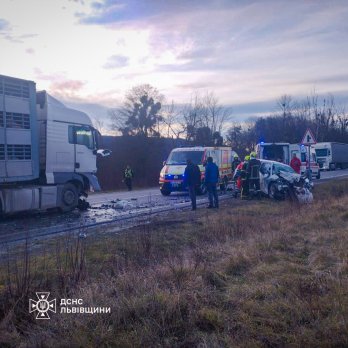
left=1, top=0, right=348, bottom=128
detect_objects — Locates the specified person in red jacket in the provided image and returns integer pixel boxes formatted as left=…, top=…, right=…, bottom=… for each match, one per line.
left=290, top=153, right=301, bottom=174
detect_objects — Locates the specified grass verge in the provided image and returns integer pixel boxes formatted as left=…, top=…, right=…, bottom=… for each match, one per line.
left=0, top=179, right=348, bottom=347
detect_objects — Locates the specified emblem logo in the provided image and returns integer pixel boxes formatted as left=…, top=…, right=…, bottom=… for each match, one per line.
left=29, top=292, right=56, bottom=319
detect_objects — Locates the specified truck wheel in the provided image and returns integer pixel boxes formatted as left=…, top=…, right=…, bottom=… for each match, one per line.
left=160, top=189, right=171, bottom=196
left=316, top=171, right=321, bottom=179
left=60, top=183, right=79, bottom=212
left=329, top=163, right=336, bottom=171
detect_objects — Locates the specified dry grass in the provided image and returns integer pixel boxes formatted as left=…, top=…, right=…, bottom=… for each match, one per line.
left=1, top=179, right=348, bottom=347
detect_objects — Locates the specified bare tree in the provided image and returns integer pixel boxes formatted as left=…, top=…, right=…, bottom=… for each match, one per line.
left=178, top=90, right=233, bottom=143
left=92, top=116, right=105, bottom=134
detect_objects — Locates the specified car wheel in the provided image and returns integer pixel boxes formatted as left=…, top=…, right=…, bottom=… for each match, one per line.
left=160, top=189, right=171, bottom=196
left=268, top=183, right=278, bottom=199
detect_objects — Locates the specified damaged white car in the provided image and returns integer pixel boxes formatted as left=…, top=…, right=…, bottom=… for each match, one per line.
left=259, top=160, right=313, bottom=203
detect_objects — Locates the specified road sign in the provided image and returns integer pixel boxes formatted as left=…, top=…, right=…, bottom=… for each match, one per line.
left=301, top=128, right=316, bottom=145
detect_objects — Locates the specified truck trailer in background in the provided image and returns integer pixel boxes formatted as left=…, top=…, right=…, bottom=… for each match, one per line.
left=0, top=74, right=109, bottom=215
left=313, top=142, right=348, bottom=170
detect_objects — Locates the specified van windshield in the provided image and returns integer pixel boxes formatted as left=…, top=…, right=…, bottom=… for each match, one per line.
left=315, top=149, right=328, bottom=157
left=167, top=151, right=204, bottom=165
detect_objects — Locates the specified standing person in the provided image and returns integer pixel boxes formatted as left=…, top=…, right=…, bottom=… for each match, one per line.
left=205, top=156, right=219, bottom=208
left=232, top=154, right=241, bottom=172
left=184, top=159, right=201, bottom=210
left=233, top=160, right=244, bottom=191
left=290, top=153, right=301, bottom=174
left=123, top=165, right=134, bottom=191
left=248, top=152, right=261, bottom=195
left=240, top=155, right=250, bottom=199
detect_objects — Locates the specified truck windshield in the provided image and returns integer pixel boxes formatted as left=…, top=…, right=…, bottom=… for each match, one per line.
left=315, top=149, right=328, bottom=157
left=167, top=151, right=204, bottom=165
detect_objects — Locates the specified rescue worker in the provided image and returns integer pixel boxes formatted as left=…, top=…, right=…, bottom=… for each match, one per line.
left=123, top=165, right=134, bottom=191
left=184, top=159, right=201, bottom=210
left=205, top=156, right=219, bottom=208
left=240, top=155, right=250, bottom=199
left=233, top=160, right=244, bottom=191
left=232, top=154, right=241, bottom=172
left=290, top=153, right=301, bottom=174
left=247, top=152, right=261, bottom=196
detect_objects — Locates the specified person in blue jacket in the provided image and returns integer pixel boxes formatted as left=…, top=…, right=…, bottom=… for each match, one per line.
left=205, top=156, right=219, bottom=208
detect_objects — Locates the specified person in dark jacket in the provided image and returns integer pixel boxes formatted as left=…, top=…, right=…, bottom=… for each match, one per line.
left=184, top=159, right=201, bottom=210
left=232, top=154, right=241, bottom=172
left=247, top=152, right=261, bottom=195
left=205, top=156, right=219, bottom=208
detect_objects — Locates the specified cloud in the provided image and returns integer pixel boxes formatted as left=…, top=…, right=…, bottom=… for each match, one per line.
left=0, top=17, right=37, bottom=43
left=50, top=79, right=86, bottom=97
left=0, top=18, right=9, bottom=31
left=103, top=54, right=129, bottom=69
left=26, top=48, right=35, bottom=54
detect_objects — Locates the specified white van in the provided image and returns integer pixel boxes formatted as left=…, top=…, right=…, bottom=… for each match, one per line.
left=255, top=142, right=320, bottom=179
left=159, top=146, right=236, bottom=195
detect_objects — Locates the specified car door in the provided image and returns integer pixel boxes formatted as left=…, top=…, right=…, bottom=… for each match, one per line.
left=259, top=162, right=271, bottom=194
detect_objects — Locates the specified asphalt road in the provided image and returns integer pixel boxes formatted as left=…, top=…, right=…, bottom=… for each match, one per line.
left=0, top=168, right=347, bottom=244
left=88, top=167, right=348, bottom=204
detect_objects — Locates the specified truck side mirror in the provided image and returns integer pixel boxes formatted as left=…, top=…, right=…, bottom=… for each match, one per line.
left=96, top=149, right=111, bottom=157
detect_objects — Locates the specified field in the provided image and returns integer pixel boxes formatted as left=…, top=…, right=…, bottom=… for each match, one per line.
left=1, top=179, right=348, bottom=347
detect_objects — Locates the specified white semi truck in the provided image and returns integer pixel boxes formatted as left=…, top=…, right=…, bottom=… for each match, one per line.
left=313, top=142, right=348, bottom=170
left=0, top=74, right=109, bottom=215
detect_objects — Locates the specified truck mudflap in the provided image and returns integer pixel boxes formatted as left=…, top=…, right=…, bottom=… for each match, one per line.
left=83, top=173, right=101, bottom=191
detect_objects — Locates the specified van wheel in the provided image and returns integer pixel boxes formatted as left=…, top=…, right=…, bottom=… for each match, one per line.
left=60, top=183, right=79, bottom=212
left=160, top=189, right=171, bottom=196
left=220, top=177, right=229, bottom=192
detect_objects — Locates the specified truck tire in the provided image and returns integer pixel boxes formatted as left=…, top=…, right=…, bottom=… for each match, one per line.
left=160, top=189, right=171, bottom=196
left=60, top=183, right=79, bottom=212
left=316, top=171, right=321, bottom=179
left=329, top=163, right=336, bottom=171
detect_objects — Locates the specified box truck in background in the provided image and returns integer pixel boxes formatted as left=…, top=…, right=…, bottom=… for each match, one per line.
left=313, top=142, right=348, bottom=170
